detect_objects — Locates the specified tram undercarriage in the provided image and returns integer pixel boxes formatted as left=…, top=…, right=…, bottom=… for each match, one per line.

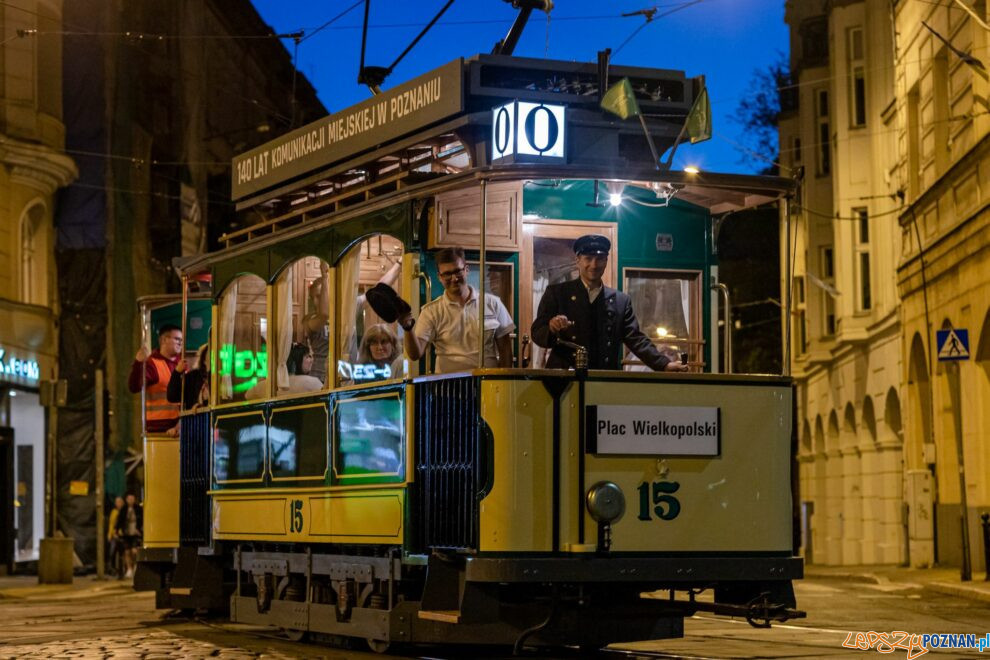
left=139, top=544, right=802, bottom=651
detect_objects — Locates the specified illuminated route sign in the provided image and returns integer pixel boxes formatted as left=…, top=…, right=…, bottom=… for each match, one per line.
left=492, top=100, right=566, bottom=163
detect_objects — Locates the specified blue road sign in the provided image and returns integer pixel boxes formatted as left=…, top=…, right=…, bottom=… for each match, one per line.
left=936, top=328, right=969, bottom=361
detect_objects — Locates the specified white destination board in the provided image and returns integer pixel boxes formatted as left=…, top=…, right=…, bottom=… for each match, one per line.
left=588, top=405, right=720, bottom=456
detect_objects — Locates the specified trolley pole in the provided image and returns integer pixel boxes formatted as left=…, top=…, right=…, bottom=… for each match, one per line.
left=95, top=369, right=105, bottom=579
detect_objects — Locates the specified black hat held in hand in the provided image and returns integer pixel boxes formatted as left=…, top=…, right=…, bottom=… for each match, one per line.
left=365, top=283, right=411, bottom=323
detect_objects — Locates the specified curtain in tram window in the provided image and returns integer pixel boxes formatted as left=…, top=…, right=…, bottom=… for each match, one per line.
left=530, top=274, right=549, bottom=368
left=336, top=247, right=361, bottom=383
left=219, top=282, right=237, bottom=401
left=275, top=266, right=293, bottom=393
left=680, top=279, right=691, bottom=335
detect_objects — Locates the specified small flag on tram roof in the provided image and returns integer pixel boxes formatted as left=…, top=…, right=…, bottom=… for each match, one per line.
left=600, top=78, right=641, bottom=120
left=686, top=86, right=711, bottom=144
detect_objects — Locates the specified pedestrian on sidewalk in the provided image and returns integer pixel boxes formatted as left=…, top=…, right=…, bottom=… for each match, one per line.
left=116, top=493, right=143, bottom=579
left=107, top=496, right=125, bottom=578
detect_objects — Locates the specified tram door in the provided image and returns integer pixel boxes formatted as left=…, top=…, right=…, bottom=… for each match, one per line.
left=519, top=220, right=617, bottom=368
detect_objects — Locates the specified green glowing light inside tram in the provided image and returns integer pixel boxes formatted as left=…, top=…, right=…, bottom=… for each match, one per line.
left=218, top=343, right=267, bottom=393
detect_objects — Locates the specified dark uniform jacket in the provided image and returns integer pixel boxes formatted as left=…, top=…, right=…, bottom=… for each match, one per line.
left=531, top=278, right=670, bottom=371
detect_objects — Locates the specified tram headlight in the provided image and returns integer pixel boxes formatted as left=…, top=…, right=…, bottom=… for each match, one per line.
left=586, top=481, right=625, bottom=524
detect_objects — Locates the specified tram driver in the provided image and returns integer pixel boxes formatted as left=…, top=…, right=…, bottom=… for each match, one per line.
left=531, top=234, right=688, bottom=372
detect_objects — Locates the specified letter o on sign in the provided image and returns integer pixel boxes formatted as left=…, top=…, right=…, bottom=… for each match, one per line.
left=523, top=104, right=559, bottom=155
left=493, top=106, right=512, bottom=156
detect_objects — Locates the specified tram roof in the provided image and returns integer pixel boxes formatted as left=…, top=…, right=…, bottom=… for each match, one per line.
left=175, top=55, right=795, bottom=276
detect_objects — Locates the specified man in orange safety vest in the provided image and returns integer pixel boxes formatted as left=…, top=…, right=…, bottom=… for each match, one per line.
left=128, top=324, right=182, bottom=434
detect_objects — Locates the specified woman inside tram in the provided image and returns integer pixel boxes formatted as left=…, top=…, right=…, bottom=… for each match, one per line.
left=356, top=323, right=403, bottom=382
left=283, top=342, right=324, bottom=394
left=167, top=342, right=210, bottom=411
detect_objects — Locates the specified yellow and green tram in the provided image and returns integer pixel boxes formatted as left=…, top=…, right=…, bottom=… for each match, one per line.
left=135, top=53, right=803, bottom=651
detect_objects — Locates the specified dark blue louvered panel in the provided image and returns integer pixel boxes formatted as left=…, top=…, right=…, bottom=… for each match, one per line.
left=414, top=376, right=480, bottom=552
left=179, top=411, right=212, bottom=546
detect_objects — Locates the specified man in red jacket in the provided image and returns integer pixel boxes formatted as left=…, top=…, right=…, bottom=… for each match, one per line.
left=128, top=324, right=182, bottom=434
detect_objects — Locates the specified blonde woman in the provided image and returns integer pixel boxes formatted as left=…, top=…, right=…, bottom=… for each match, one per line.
left=357, top=324, right=403, bottom=381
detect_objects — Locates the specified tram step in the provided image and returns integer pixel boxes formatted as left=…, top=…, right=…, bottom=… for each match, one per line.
left=417, top=609, right=461, bottom=624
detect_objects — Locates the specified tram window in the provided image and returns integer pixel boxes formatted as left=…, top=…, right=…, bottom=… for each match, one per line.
left=274, top=256, right=330, bottom=393
left=336, top=235, right=406, bottom=386
left=333, top=395, right=403, bottom=480
left=217, top=274, right=268, bottom=403
left=269, top=405, right=328, bottom=480
left=213, top=413, right=266, bottom=483
left=465, top=261, right=514, bottom=313
left=623, top=269, right=702, bottom=369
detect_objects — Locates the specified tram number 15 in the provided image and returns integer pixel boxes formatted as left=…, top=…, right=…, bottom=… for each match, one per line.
left=289, top=499, right=304, bottom=533
left=637, top=481, right=681, bottom=521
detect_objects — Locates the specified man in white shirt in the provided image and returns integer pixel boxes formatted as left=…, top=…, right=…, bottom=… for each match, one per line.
left=398, top=247, right=515, bottom=373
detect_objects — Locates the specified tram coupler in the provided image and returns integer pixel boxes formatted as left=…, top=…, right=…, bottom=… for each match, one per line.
left=658, top=592, right=806, bottom=628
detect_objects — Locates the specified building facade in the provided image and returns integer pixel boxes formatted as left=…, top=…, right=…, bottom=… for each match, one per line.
left=48, top=0, right=326, bottom=566
left=893, top=0, right=989, bottom=572
left=781, top=0, right=988, bottom=571
left=0, top=0, right=77, bottom=569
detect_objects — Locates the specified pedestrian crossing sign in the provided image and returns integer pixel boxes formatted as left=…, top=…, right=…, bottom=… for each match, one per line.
left=936, top=328, right=969, bottom=361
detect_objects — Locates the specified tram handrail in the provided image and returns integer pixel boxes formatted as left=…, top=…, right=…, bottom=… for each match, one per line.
left=712, top=282, right=732, bottom=374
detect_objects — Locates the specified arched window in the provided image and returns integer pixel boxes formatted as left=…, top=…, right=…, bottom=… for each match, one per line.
left=217, top=274, right=268, bottom=403
left=336, top=235, right=405, bottom=386
left=273, top=256, right=330, bottom=396
left=19, top=202, right=48, bottom=306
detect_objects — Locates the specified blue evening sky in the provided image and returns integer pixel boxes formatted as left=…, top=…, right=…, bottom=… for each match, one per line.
left=251, top=0, right=787, bottom=174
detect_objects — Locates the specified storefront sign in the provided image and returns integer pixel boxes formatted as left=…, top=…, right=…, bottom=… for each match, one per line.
left=0, top=346, right=40, bottom=382
left=232, top=58, right=464, bottom=200
left=492, top=100, right=566, bottom=162
left=587, top=404, right=720, bottom=456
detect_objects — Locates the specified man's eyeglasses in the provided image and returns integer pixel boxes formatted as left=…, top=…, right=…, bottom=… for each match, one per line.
left=438, top=267, right=465, bottom=280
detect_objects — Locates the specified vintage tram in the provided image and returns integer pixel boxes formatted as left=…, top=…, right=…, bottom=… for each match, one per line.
left=134, top=53, right=803, bottom=652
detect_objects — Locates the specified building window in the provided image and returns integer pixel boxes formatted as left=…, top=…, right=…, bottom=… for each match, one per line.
left=19, top=204, right=48, bottom=307
left=816, top=89, right=831, bottom=176
left=853, top=208, right=872, bottom=311
left=792, top=136, right=802, bottom=165
left=821, top=246, right=836, bottom=336
left=848, top=27, right=867, bottom=127
left=800, top=16, right=829, bottom=66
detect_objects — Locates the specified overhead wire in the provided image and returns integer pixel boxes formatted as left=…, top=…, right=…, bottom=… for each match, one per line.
left=298, top=0, right=363, bottom=43
left=612, top=1, right=705, bottom=56
left=5, top=0, right=977, bottom=223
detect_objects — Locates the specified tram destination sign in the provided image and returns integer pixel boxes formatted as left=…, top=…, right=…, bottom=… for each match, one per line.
left=232, top=58, right=464, bottom=201
left=586, top=404, right=720, bottom=456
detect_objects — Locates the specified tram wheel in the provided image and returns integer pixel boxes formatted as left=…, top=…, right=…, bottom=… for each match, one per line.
left=366, top=638, right=390, bottom=653
left=282, top=628, right=306, bottom=642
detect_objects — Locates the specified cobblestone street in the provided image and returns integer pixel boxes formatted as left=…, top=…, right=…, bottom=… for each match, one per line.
left=0, top=578, right=371, bottom=659
left=3, top=571, right=990, bottom=659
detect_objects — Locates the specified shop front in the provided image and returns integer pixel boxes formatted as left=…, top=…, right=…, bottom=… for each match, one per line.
left=0, top=300, right=56, bottom=571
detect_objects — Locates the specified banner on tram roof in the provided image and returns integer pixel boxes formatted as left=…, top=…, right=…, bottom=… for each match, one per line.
left=232, top=58, right=464, bottom=201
